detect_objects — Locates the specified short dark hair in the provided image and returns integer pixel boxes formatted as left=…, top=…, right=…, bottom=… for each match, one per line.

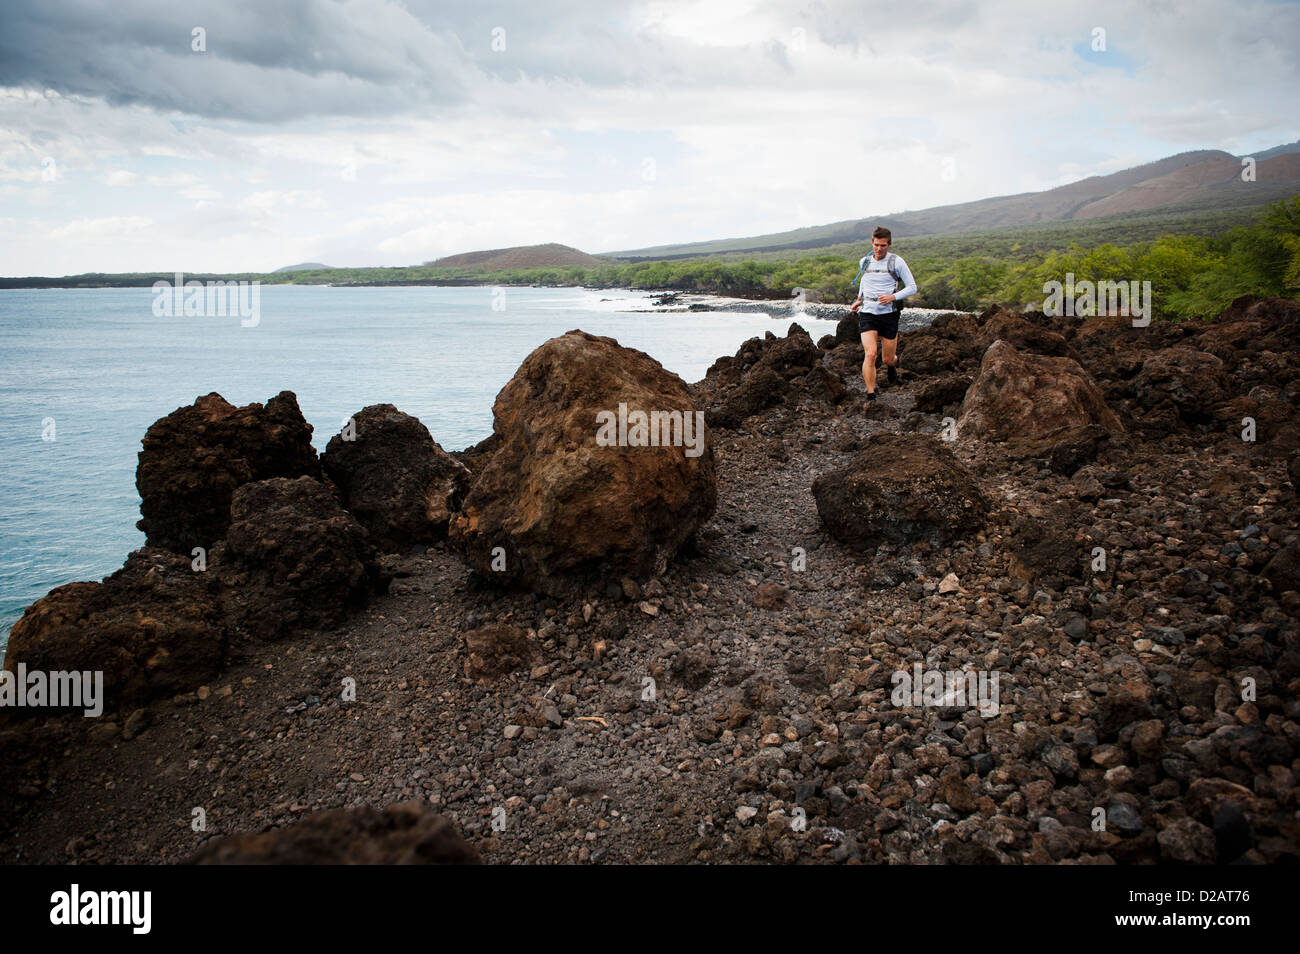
left=872, top=226, right=892, bottom=242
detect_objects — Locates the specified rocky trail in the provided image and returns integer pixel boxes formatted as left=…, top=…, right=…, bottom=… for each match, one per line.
left=2, top=295, right=1298, bottom=865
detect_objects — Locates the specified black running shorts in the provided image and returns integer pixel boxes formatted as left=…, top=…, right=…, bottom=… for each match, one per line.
left=858, top=309, right=900, bottom=339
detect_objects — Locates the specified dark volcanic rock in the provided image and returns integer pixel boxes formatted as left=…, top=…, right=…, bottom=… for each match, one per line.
left=186, top=800, right=479, bottom=864
left=1132, top=348, right=1230, bottom=427
left=136, top=391, right=321, bottom=554
left=959, top=340, right=1123, bottom=441
left=700, top=325, right=844, bottom=427
left=463, top=624, right=540, bottom=681
left=1004, top=423, right=1115, bottom=476
left=3, top=547, right=228, bottom=712
left=835, top=312, right=862, bottom=345
left=756, top=324, right=821, bottom=378
left=449, top=330, right=716, bottom=594
left=1157, top=817, right=1217, bottom=864
left=799, top=365, right=847, bottom=405
left=1210, top=294, right=1300, bottom=332
left=1096, top=683, right=1156, bottom=738
left=913, top=374, right=972, bottom=414
left=1212, top=802, right=1252, bottom=863
left=1170, top=670, right=1223, bottom=712
left=212, top=476, right=391, bottom=640
left=450, top=431, right=502, bottom=481
left=942, top=838, right=1001, bottom=864
left=824, top=342, right=865, bottom=380
left=1006, top=505, right=1085, bottom=587
left=1216, top=393, right=1298, bottom=453
left=1262, top=540, right=1300, bottom=595
left=706, top=364, right=788, bottom=429
left=0, top=721, right=74, bottom=820
left=812, top=433, right=987, bottom=546
left=6, top=476, right=391, bottom=711
left=322, top=404, right=472, bottom=553
left=976, top=309, right=1082, bottom=362
left=1072, top=313, right=1148, bottom=353
left=898, top=336, right=966, bottom=375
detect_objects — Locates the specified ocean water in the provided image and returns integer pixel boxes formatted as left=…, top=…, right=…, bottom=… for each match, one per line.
left=0, top=284, right=852, bottom=653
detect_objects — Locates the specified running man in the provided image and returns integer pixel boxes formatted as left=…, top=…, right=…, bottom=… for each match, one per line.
left=850, top=226, right=917, bottom=401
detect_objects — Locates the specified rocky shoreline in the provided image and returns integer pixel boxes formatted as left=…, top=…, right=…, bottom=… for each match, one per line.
left=1, top=295, right=1297, bottom=865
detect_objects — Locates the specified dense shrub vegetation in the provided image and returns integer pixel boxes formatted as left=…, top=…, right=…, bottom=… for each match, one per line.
left=291, top=196, right=1298, bottom=319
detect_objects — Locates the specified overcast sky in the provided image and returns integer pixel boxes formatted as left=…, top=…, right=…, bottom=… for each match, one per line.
left=0, top=0, right=1296, bottom=276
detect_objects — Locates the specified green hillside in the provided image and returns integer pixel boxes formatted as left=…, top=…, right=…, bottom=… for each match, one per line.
left=605, top=143, right=1300, bottom=259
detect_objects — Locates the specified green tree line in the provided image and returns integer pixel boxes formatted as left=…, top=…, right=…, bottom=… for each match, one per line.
left=288, top=195, right=1296, bottom=319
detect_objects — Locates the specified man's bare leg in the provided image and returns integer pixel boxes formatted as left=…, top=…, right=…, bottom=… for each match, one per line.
left=860, top=330, right=879, bottom=394
left=881, top=334, right=898, bottom=376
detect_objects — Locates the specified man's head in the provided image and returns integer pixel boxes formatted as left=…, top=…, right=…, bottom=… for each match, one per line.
left=871, top=226, right=892, bottom=259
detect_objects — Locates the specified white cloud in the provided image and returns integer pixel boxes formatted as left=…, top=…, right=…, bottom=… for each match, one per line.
left=101, top=169, right=137, bottom=185
left=239, top=190, right=329, bottom=214
left=146, top=172, right=200, bottom=186
left=180, top=185, right=224, bottom=201
left=48, top=216, right=153, bottom=240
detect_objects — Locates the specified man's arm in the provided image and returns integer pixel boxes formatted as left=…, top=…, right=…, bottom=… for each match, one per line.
left=892, top=257, right=918, bottom=301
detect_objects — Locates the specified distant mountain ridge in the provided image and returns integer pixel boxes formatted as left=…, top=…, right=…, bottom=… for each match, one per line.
left=426, top=243, right=606, bottom=269
left=273, top=262, right=335, bottom=272
left=605, top=142, right=1300, bottom=260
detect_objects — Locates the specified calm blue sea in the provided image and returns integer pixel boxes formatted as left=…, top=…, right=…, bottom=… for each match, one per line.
left=0, top=285, right=843, bottom=653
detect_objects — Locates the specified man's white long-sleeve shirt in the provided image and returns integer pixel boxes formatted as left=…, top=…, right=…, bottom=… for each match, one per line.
left=857, top=252, right=917, bottom=315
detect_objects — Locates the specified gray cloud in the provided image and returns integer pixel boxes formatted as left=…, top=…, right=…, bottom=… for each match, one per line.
left=0, top=0, right=476, bottom=121
left=0, top=0, right=900, bottom=122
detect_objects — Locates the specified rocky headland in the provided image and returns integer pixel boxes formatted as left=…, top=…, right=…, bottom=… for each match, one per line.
left=1, top=295, right=1297, bottom=865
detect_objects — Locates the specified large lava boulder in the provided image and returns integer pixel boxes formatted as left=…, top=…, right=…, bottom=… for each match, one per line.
left=3, top=547, right=228, bottom=713
left=449, top=330, right=716, bottom=593
left=834, top=312, right=860, bottom=345
left=705, top=364, right=788, bottom=429
left=958, top=339, right=1123, bottom=441
left=136, top=391, right=321, bottom=554
left=1214, top=392, right=1298, bottom=454
left=211, top=476, right=391, bottom=640
left=892, top=312, right=983, bottom=376
left=975, top=309, right=1081, bottom=361
left=698, top=324, right=840, bottom=428
left=812, top=433, right=987, bottom=546
left=897, top=336, right=968, bottom=375
left=321, top=404, right=471, bottom=553
left=1212, top=294, right=1300, bottom=329
left=1072, top=312, right=1149, bottom=351
left=1195, top=319, right=1266, bottom=372
left=1131, top=347, right=1231, bottom=426
left=187, top=801, right=479, bottom=864
left=756, top=323, right=821, bottom=377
